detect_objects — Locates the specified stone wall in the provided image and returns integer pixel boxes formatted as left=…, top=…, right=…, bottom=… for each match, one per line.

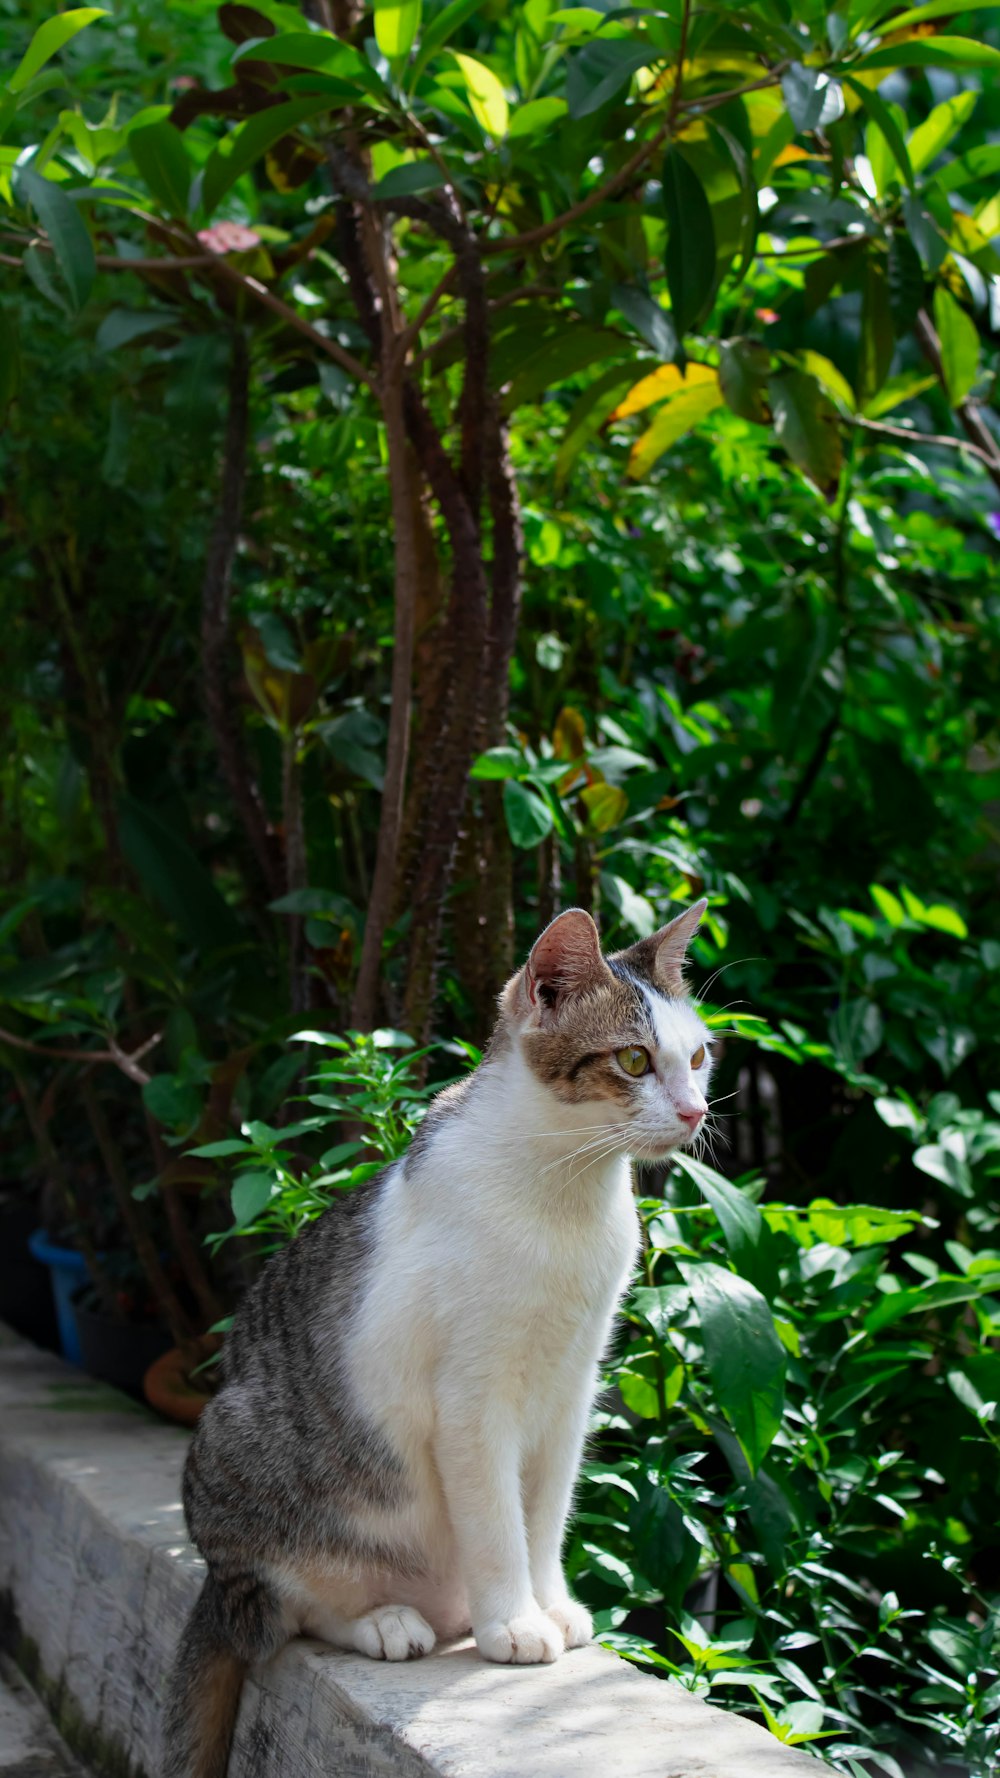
left=0, top=1325, right=818, bottom=1778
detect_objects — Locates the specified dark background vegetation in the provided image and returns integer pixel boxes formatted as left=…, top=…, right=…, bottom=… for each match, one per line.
left=1, top=0, right=999, bottom=1771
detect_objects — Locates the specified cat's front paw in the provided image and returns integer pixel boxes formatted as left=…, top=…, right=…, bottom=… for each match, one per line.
left=476, top=1610, right=563, bottom=1665
left=544, top=1598, right=593, bottom=1648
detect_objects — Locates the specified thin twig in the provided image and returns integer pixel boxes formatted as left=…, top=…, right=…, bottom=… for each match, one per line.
left=396, top=264, right=458, bottom=358
left=4, top=229, right=376, bottom=388
left=668, top=0, right=693, bottom=132
left=480, top=117, right=673, bottom=258
left=0, top=1026, right=161, bottom=1085
left=852, top=414, right=1000, bottom=471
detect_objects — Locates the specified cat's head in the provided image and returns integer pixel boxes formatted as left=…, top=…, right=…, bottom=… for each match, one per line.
left=501, top=901, right=713, bottom=1161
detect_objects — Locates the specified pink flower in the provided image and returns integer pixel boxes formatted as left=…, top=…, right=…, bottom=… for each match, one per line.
left=197, top=222, right=261, bottom=255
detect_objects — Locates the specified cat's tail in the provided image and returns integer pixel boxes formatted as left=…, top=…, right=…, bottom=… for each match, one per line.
left=160, top=1571, right=284, bottom=1778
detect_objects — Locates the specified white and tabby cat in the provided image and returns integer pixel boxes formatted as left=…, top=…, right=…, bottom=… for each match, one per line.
left=162, top=900, right=712, bottom=1778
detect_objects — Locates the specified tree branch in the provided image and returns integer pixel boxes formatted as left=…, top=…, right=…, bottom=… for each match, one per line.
left=913, top=307, right=1000, bottom=498
left=852, top=413, right=1000, bottom=473
left=201, top=329, right=285, bottom=902
left=480, top=118, right=672, bottom=258
left=0, top=1025, right=161, bottom=1085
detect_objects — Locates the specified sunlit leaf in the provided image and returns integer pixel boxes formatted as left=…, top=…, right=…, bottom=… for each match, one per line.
left=933, top=287, right=979, bottom=404
left=451, top=52, right=509, bottom=139
left=613, top=361, right=717, bottom=421
left=627, top=377, right=724, bottom=478
left=373, top=0, right=421, bottom=60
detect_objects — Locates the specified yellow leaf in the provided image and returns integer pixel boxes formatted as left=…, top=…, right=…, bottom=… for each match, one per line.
left=553, top=705, right=586, bottom=761
left=452, top=52, right=509, bottom=140
left=613, top=361, right=717, bottom=421
left=773, top=143, right=810, bottom=166
left=580, top=783, right=628, bottom=833
left=952, top=211, right=994, bottom=255
left=627, top=377, right=724, bottom=479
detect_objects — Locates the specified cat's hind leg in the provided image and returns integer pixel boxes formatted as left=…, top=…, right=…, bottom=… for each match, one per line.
left=279, top=1566, right=437, bottom=1662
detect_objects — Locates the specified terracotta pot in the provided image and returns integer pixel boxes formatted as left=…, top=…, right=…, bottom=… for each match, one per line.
left=143, top=1341, right=216, bottom=1426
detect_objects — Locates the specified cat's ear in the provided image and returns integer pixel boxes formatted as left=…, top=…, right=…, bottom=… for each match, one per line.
left=525, top=908, right=609, bottom=1014
left=617, top=898, right=708, bottom=997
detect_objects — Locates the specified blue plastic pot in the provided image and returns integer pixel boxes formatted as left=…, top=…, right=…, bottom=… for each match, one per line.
left=27, top=1231, right=89, bottom=1364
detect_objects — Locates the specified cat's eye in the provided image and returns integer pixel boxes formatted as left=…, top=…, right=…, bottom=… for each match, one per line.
left=617, top=1046, right=651, bottom=1077
left=690, top=1045, right=706, bottom=1069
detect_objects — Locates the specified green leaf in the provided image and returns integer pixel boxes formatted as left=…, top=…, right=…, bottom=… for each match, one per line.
left=886, top=0, right=1000, bottom=24
left=902, top=191, right=947, bottom=273
left=871, top=883, right=905, bottom=925
left=374, top=160, right=447, bottom=199
left=673, top=1153, right=767, bottom=1286
left=409, top=0, right=484, bottom=85
left=937, top=143, right=1000, bottom=194
left=858, top=253, right=894, bottom=404
left=797, top=349, right=855, bottom=414
left=503, top=779, right=554, bottom=848
left=22, top=243, right=70, bottom=313
left=683, top=1261, right=786, bottom=1475
left=555, top=361, right=646, bottom=487
left=5, top=9, right=107, bottom=96
left=187, top=1139, right=253, bottom=1158
left=627, top=377, right=724, bottom=479
left=630, top=1284, right=690, bottom=1339
left=863, top=368, right=935, bottom=418
left=781, top=63, right=845, bottom=132
left=451, top=52, right=508, bottom=139
left=854, top=36, right=1000, bottom=71
left=933, top=287, right=979, bottom=404
left=612, top=285, right=678, bottom=362
left=845, top=77, right=913, bottom=190
left=907, top=90, right=977, bottom=177
left=470, top=745, right=524, bottom=781
left=14, top=166, right=94, bottom=311
left=374, top=0, right=421, bottom=60
left=508, top=96, right=568, bottom=141
left=719, top=338, right=771, bottom=422
left=128, top=120, right=192, bottom=215
left=503, top=325, right=627, bottom=413
left=662, top=145, right=716, bottom=337
left=201, top=98, right=334, bottom=216
left=142, top=1073, right=202, bottom=1130
left=566, top=41, right=656, bottom=119
left=95, top=308, right=178, bottom=351
left=231, top=1171, right=277, bottom=1228
left=886, top=229, right=925, bottom=333
left=767, top=371, right=842, bottom=498
left=919, top=902, right=967, bottom=938
left=233, top=32, right=380, bottom=92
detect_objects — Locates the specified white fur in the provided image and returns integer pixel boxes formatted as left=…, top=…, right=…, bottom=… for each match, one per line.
left=283, top=976, right=712, bottom=1667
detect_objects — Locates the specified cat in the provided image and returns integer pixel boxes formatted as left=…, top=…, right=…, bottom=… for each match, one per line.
left=161, top=898, right=713, bottom=1778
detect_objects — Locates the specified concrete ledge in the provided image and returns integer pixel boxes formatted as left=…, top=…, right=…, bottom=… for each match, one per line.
left=0, top=1324, right=818, bottom=1778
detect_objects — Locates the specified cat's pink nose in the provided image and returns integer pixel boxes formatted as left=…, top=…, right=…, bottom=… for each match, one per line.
left=678, top=1108, right=704, bottom=1131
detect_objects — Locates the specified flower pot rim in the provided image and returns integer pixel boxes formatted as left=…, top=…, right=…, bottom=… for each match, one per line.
left=143, top=1343, right=214, bottom=1427
left=27, top=1229, right=93, bottom=1273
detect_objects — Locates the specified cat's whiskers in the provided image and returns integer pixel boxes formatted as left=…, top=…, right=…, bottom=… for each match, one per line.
left=694, top=956, right=761, bottom=1008
left=551, top=1137, right=629, bottom=1197
left=537, top=1126, right=627, bottom=1177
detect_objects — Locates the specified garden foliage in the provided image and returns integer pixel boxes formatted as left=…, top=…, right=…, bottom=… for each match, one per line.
left=1, top=0, right=1000, bottom=1771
